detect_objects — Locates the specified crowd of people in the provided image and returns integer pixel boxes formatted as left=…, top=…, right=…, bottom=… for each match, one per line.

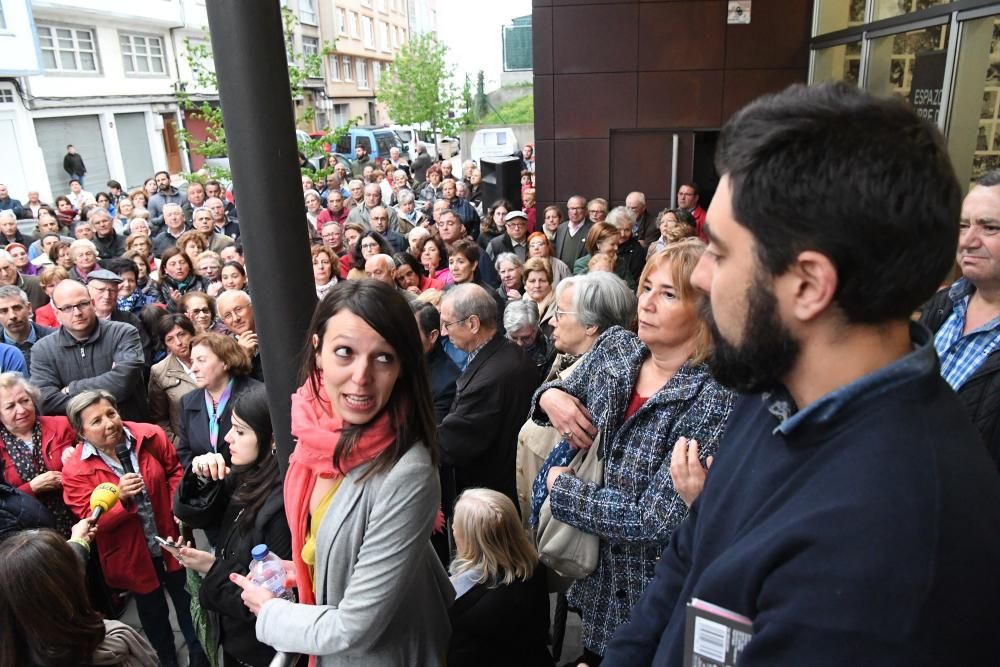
left=1, top=81, right=1000, bottom=667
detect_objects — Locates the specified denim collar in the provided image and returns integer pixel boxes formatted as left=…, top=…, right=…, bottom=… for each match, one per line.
left=768, top=322, right=936, bottom=436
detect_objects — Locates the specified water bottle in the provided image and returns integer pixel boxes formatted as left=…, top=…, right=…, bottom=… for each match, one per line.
left=248, top=544, right=294, bottom=601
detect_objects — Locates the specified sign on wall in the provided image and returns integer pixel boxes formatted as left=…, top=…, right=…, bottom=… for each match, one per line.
left=728, top=1, right=752, bottom=25
left=908, top=50, right=947, bottom=124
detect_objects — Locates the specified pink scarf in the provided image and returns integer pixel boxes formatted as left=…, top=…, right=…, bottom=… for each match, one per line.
left=285, top=379, right=399, bottom=604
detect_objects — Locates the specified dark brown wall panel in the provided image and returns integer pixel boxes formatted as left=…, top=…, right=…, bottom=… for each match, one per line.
left=554, top=73, right=637, bottom=139
left=534, top=140, right=555, bottom=207
left=534, top=0, right=813, bottom=202
left=552, top=4, right=638, bottom=74
left=554, top=139, right=609, bottom=202
left=722, top=68, right=807, bottom=120
left=638, top=2, right=726, bottom=71
left=533, top=7, right=553, bottom=75
left=725, top=0, right=812, bottom=70
left=534, top=75, right=555, bottom=140
left=637, top=70, right=724, bottom=128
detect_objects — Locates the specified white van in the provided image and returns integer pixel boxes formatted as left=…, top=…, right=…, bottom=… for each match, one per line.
left=470, top=128, right=520, bottom=165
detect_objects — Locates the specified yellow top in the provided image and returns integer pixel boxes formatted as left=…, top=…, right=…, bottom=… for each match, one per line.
left=301, top=478, right=342, bottom=589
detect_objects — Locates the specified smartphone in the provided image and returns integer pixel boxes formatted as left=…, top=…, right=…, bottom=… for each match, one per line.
left=154, top=535, right=180, bottom=553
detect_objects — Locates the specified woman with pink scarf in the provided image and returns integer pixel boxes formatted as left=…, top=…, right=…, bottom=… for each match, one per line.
left=231, top=281, right=453, bottom=666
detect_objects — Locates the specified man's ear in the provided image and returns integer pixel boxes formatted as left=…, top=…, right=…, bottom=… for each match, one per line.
left=786, top=250, right=838, bottom=323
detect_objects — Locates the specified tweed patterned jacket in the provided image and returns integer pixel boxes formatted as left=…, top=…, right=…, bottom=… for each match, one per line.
left=529, top=326, right=734, bottom=654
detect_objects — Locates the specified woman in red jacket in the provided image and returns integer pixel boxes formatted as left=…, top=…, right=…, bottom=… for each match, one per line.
left=61, top=389, right=206, bottom=667
left=0, top=373, right=77, bottom=536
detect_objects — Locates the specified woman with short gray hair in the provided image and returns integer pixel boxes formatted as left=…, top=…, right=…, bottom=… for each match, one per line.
left=61, top=389, right=205, bottom=666
left=495, top=252, right=525, bottom=303
left=515, top=271, right=638, bottom=525
left=505, top=299, right=554, bottom=377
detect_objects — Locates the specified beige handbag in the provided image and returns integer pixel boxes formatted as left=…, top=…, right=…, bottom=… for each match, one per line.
left=535, top=433, right=604, bottom=579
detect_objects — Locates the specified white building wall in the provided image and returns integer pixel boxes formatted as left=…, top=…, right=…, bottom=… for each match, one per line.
left=0, top=0, right=43, bottom=76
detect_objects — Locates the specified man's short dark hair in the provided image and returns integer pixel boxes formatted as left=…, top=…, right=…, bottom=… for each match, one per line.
left=68, top=179, right=80, bottom=187
left=154, top=170, right=170, bottom=180
left=716, top=82, right=961, bottom=324
left=103, top=257, right=138, bottom=279
left=412, top=301, right=440, bottom=336
left=106, top=180, right=122, bottom=190
left=679, top=181, right=699, bottom=195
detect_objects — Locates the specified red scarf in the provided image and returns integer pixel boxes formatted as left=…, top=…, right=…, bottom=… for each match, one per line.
left=285, top=378, right=398, bottom=604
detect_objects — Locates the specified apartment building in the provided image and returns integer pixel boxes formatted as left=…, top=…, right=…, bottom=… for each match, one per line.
left=0, top=0, right=186, bottom=201
left=317, top=0, right=412, bottom=128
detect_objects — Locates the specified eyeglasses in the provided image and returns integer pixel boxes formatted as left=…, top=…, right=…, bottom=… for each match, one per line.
left=505, top=221, right=526, bottom=229
left=55, top=300, right=92, bottom=313
left=553, top=307, right=578, bottom=322
left=360, top=242, right=380, bottom=250
left=220, top=305, right=249, bottom=322
left=440, top=315, right=471, bottom=332
left=187, top=307, right=211, bottom=315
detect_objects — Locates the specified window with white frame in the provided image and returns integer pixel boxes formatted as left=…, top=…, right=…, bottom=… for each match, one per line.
left=336, top=8, right=347, bottom=35
left=332, top=103, right=349, bottom=127
left=379, top=22, right=389, bottom=52
left=299, top=0, right=317, bottom=24
left=349, top=12, right=359, bottom=38
left=362, top=16, right=375, bottom=48
left=378, top=0, right=387, bottom=13
left=329, top=54, right=340, bottom=81
left=120, top=33, right=166, bottom=75
left=372, top=60, right=381, bottom=88
left=342, top=55, right=352, bottom=81
left=0, top=87, right=13, bottom=104
left=37, top=24, right=98, bottom=73
left=356, top=58, right=369, bottom=89
left=303, top=37, right=321, bottom=77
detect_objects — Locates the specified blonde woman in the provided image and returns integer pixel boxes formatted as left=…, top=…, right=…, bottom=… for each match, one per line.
left=448, top=488, right=553, bottom=667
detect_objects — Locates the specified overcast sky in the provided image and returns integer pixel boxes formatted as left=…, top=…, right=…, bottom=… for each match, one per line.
left=436, top=0, right=531, bottom=92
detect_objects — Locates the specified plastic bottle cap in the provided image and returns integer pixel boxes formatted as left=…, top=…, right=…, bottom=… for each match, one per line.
left=251, top=544, right=269, bottom=560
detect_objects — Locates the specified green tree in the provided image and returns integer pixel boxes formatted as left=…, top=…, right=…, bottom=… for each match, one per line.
left=177, top=8, right=351, bottom=181
left=377, top=33, right=459, bottom=139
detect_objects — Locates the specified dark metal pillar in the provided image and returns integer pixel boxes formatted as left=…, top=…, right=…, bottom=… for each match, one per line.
left=205, top=0, right=315, bottom=472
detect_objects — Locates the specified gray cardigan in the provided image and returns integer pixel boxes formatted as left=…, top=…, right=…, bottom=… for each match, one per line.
left=256, top=444, right=454, bottom=666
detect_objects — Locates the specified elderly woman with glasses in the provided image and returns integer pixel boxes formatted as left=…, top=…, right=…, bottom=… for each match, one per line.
left=0, top=373, right=78, bottom=536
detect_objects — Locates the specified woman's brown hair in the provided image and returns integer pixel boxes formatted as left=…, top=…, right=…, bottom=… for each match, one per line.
left=0, top=529, right=106, bottom=666
left=191, top=332, right=253, bottom=377
left=584, top=221, right=620, bottom=255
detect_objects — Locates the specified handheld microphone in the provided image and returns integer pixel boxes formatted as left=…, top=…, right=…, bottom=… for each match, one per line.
left=89, top=482, right=120, bottom=521
left=114, top=443, right=136, bottom=476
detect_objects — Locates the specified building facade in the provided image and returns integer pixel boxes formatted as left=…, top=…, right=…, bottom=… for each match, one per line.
left=318, top=0, right=414, bottom=127
left=1, top=0, right=186, bottom=201
left=531, top=0, right=812, bottom=215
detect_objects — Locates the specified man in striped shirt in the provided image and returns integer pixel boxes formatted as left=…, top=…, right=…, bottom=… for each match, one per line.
left=922, top=169, right=1000, bottom=469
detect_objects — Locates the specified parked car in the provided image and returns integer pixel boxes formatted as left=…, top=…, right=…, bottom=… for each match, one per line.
left=470, top=127, right=520, bottom=165
left=390, top=125, right=460, bottom=161
left=333, top=127, right=406, bottom=164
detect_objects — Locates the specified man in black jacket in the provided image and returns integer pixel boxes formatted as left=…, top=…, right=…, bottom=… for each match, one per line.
left=920, top=169, right=1000, bottom=471
left=413, top=301, right=460, bottom=425
left=89, top=209, right=124, bottom=260
left=62, top=145, right=87, bottom=187
left=438, top=283, right=540, bottom=508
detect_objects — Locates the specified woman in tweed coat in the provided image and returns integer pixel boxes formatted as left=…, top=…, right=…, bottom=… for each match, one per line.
left=530, top=240, right=734, bottom=664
